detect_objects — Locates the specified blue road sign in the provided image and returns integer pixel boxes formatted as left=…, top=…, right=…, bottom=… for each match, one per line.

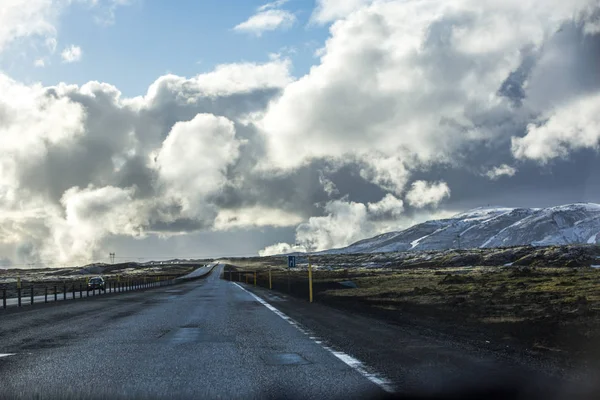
left=287, top=256, right=296, bottom=268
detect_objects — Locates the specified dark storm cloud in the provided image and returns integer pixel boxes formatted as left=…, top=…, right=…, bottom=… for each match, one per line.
left=114, top=156, right=157, bottom=198
left=214, top=159, right=337, bottom=218
left=408, top=149, right=600, bottom=213
left=497, top=46, right=537, bottom=106
left=146, top=218, right=209, bottom=233
left=18, top=136, right=116, bottom=203
left=525, top=21, right=600, bottom=110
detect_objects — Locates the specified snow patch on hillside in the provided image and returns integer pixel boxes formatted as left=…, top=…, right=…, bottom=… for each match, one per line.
left=321, top=203, right=600, bottom=254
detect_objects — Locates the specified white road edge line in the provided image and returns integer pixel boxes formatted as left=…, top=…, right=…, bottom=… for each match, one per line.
left=232, top=282, right=395, bottom=393
left=0, top=353, right=16, bottom=358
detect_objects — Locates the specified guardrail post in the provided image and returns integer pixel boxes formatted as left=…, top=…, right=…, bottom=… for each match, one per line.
left=2, top=288, right=6, bottom=309
left=54, top=286, right=57, bottom=302
left=30, top=285, right=34, bottom=305
left=308, top=262, right=313, bottom=303
left=72, top=284, right=75, bottom=299
left=45, top=287, right=48, bottom=303
left=80, top=283, right=82, bottom=298
left=63, top=284, right=67, bottom=300
left=18, top=288, right=21, bottom=307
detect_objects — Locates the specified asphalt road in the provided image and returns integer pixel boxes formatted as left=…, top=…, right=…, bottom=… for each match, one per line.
left=0, top=264, right=386, bottom=400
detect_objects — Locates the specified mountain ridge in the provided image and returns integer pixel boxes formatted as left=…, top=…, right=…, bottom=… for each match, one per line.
left=319, top=203, right=600, bottom=254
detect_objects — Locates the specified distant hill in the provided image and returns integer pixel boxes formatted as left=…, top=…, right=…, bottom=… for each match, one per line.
left=320, top=203, right=600, bottom=254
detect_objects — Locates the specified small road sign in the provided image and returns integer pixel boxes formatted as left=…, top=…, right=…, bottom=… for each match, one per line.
left=287, top=256, right=296, bottom=268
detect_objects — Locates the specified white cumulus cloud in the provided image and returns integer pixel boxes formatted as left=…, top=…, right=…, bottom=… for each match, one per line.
left=405, top=181, right=451, bottom=209
left=259, top=0, right=597, bottom=192
left=61, top=44, right=82, bottom=63
left=0, top=57, right=293, bottom=265
left=310, top=0, right=374, bottom=24
left=259, top=242, right=306, bottom=256
left=234, top=2, right=296, bottom=36
left=275, top=194, right=405, bottom=252
left=484, top=164, right=517, bottom=180
left=512, top=93, right=600, bottom=163
left=155, top=114, right=241, bottom=221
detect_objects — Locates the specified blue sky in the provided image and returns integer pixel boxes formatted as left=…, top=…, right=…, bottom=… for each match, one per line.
left=2, top=0, right=328, bottom=97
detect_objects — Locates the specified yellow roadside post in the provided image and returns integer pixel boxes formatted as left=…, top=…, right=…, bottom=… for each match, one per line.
left=308, top=255, right=313, bottom=303
left=17, top=276, right=21, bottom=289
left=269, top=267, right=272, bottom=290
left=254, top=271, right=257, bottom=286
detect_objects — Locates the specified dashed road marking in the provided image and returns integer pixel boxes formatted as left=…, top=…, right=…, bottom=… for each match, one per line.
left=0, top=353, right=16, bottom=358
left=232, top=283, right=395, bottom=393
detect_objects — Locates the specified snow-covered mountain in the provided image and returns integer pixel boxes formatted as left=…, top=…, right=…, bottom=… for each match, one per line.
left=321, top=203, right=600, bottom=254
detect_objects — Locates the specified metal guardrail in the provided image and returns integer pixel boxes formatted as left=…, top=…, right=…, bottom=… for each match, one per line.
left=1, top=263, right=218, bottom=312
left=1, top=278, right=178, bottom=310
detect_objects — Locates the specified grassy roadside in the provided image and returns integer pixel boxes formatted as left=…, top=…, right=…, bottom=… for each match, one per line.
left=223, top=259, right=600, bottom=366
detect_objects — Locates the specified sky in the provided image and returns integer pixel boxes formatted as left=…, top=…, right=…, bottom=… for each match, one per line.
left=1, top=0, right=600, bottom=267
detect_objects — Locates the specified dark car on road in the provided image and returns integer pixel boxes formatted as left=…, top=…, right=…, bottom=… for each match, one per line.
left=87, top=277, right=105, bottom=291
